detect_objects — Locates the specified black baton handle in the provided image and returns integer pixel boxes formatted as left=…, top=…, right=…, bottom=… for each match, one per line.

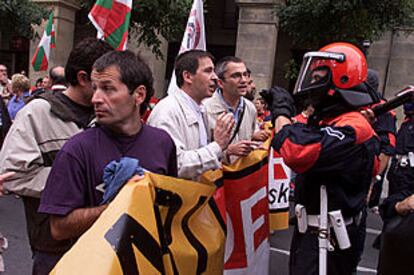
left=372, top=86, right=414, bottom=116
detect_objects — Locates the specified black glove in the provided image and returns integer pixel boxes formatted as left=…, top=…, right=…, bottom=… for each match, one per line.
left=260, top=86, right=296, bottom=121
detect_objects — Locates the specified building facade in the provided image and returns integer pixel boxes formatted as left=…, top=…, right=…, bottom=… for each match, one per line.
left=1, top=0, right=413, bottom=107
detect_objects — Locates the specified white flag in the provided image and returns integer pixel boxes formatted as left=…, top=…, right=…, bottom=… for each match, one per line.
left=167, top=0, right=206, bottom=94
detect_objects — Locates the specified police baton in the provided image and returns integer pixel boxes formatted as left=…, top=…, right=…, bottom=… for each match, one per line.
left=372, top=86, right=414, bottom=116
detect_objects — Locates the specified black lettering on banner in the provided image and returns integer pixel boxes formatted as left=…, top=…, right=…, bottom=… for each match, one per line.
left=154, top=188, right=182, bottom=275
left=269, top=188, right=278, bottom=204
left=268, top=183, right=289, bottom=205
left=104, top=214, right=164, bottom=275
left=182, top=196, right=208, bottom=274
left=278, top=182, right=289, bottom=204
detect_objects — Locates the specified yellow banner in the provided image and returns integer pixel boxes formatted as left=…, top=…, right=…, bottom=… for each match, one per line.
left=51, top=173, right=225, bottom=275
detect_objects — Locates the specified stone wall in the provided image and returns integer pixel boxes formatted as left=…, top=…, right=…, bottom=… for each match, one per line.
left=368, top=29, right=414, bottom=122
left=235, top=0, right=280, bottom=93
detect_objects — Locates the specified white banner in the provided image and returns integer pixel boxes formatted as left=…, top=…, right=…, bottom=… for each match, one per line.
left=268, top=147, right=291, bottom=212
left=167, top=0, right=206, bottom=94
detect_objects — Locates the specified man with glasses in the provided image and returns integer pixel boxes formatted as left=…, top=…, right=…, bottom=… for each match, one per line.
left=0, top=38, right=113, bottom=275
left=204, top=56, right=270, bottom=163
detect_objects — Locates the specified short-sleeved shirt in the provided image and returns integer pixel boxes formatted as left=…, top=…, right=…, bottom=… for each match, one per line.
left=39, top=124, right=177, bottom=216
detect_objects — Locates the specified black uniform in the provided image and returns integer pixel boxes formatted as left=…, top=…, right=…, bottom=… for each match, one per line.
left=272, top=111, right=380, bottom=275
left=367, top=103, right=396, bottom=208
left=386, top=118, right=414, bottom=196
left=378, top=117, right=414, bottom=275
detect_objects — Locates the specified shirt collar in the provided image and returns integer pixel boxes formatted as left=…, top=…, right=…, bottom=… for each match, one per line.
left=178, top=89, right=205, bottom=114
left=217, top=89, right=244, bottom=114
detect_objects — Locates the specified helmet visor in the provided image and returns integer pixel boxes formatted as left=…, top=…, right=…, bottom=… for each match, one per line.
left=294, top=51, right=345, bottom=95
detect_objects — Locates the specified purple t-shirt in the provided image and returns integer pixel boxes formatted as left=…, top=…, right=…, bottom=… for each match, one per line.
left=39, top=124, right=177, bottom=216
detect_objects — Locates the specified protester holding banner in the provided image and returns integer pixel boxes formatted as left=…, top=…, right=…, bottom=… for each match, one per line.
left=262, top=42, right=380, bottom=275
left=148, top=50, right=234, bottom=180
left=0, top=38, right=113, bottom=275
left=39, top=50, right=177, bottom=251
left=204, top=56, right=270, bottom=164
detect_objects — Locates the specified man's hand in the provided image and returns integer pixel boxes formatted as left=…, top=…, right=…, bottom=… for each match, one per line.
left=260, top=86, right=295, bottom=122
left=101, top=157, right=144, bottom=204
left=360, top=108, right=376, bottom=125
left=214, top=112, right=235, bottom=150
left=0, top=172, right=15, bottom=196
left=252, top=130, right=271, bottom=141
left=395, top=194, right=414, bottom=215
left=226, top=140, right=259, bottom=157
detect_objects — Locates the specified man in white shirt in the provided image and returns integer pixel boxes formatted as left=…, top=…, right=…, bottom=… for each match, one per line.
left=148, top=50, right=234, bottom=180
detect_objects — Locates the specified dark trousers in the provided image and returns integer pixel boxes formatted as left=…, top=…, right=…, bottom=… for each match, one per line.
left=289, top=217, right=366, bottom=275
left=32, top=250, right=64, bottom=275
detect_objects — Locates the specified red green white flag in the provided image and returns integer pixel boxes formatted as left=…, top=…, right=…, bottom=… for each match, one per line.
left=88, top=0, right=132, bottom=50
left=31, top=12, right=56, bottom=72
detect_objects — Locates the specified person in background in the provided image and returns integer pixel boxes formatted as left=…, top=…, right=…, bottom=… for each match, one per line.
left=41, top=76, right=50, bottom=90
left=364, top=69, right=396, bottom=211
left=255, top=97, right=271, bottom=129
left=0, top=37, right=113, bottom=275
left=142, top=96, right=159, bottom=122
left=0, top=65, right=11, bottom=104
left=245, top=67, right=257, bottom=101
left=377, top=102, right=414, bottom=274
left=8, top=74, right=31, bottom=120
left=293, top=100, right=315, bottom=124
left=49, top=65, right=67, bottom=92
left=35, top=78, right=43, bottom=88
left=0, top=172, right=16, bottom=274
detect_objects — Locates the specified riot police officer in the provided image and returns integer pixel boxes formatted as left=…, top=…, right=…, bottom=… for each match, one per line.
left=262, top=42, right=380, bottom=275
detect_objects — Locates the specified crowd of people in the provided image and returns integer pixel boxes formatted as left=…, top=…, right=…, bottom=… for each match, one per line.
left=0, top=36, right=412, bottom=275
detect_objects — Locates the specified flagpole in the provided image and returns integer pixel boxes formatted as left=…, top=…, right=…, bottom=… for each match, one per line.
left=167, top=0, right=206, bottom=95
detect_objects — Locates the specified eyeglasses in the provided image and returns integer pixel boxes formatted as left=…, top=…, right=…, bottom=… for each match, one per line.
left=222, top=71, right=249, bottom=82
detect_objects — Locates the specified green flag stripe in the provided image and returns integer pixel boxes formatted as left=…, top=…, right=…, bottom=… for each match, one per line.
left=33, top=47, right=46, bottom=71
left=96, top=0, right=113, bottom=9
left=106, top=12, right=130, bottom=48
left=45, top=12, right=54, bottom=35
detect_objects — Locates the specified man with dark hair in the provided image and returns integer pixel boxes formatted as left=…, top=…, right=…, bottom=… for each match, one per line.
left=204, top=56, right=270, bottom=163
left=148, top=49, right=234, bottom=180
left=0, top=64, right=11, bottom=103
left=49, top=65, right=67, bottom=92
left=39, top=50, right=177, bottom=244
left=0, top=37, right=113, bottom=275
left=245, top=67, right=257, bottom=101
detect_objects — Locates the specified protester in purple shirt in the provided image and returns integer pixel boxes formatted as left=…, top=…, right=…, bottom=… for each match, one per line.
left=39, top=50, right=177, bottom=244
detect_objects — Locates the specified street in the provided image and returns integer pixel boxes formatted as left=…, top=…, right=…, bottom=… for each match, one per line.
left=0, top=195, right=382, bottom=275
